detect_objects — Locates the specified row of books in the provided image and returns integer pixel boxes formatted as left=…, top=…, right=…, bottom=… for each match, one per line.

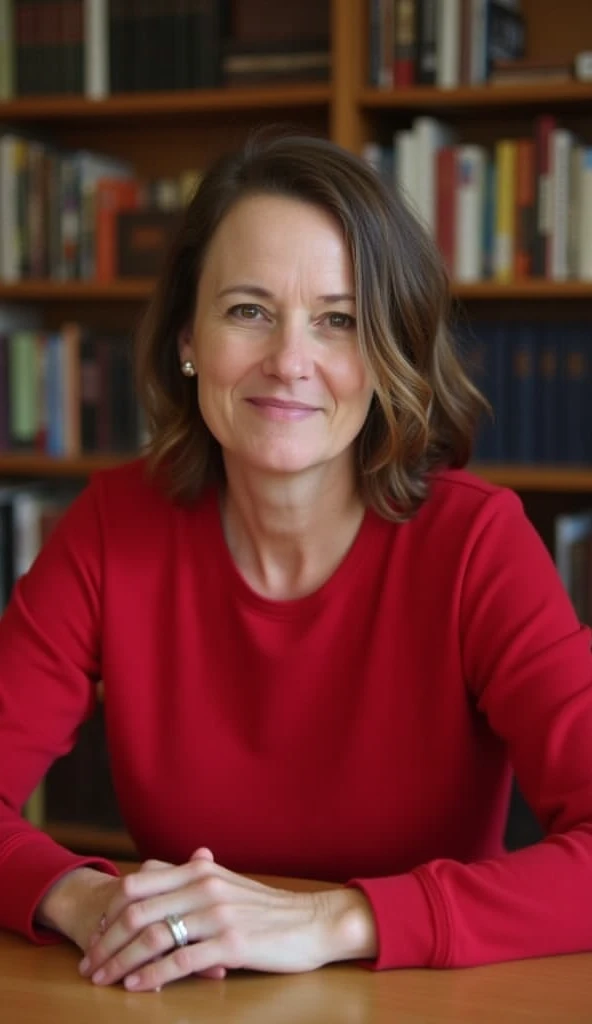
left=0, top=134, right=201, bottom=282
left=0, top=0, right=330, bottom=99
left=468, top=320, right=591, bottom=465
left=0, top=324, right=145, bottom=456
left=369, top=0, right=524, bottom=89
left=364, top=114, right=592, bottom=282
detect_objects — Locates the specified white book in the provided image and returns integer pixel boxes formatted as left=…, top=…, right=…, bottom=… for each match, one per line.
left=413, top=116, right=455, bottom=234
left=550, top=128, right=574, bottom=281
left=554, top=510, right=592, bottom=619
left=578, top=147, right=592, bottom=280
left=437, top=0, right=461, bottom=88
left=454, top=145, right=486, bottom=281
left=394, top=129, right=420, bottom=218
left=84, top=0, right=109, bottom=99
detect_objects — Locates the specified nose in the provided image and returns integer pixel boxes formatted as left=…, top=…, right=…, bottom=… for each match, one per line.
left=261, top=317, right=314, bottom=381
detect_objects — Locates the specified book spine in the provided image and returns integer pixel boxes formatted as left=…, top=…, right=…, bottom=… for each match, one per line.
left=493, top=138, right=516, bottom=281
left=533, top=114, right=556, bottom=278
left=416, top=0, right=437, bottom=84
left=394, top=0, right=416, bottom=87
left=0, top=0, right=14, bottom=98
left=514, top=137, right=535, bottom=278
left=454, top=144, right=485, bottom=282
left=550, top=128, right=573, bottom=281
left=84, top=0, right=109, bottom=97
left=578, top=147, right=592, bottom=280
left=436, top=0, right=460, bottom=88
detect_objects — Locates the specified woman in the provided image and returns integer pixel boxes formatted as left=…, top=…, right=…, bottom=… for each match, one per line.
left=0, top=133, right=591, bottom=992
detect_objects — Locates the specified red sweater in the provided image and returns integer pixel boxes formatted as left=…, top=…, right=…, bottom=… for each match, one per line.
left=0, top=460, right=591, bottom=968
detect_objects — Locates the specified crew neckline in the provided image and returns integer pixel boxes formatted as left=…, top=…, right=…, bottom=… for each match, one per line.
left=203, top=487, right=380, bottom=620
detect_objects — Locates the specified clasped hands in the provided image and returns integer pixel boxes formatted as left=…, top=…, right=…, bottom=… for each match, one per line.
left=77, top=848, right=377, bottom=992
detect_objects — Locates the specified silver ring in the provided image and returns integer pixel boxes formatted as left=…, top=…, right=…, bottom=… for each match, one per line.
left=164, top=913, right=189, bottom=948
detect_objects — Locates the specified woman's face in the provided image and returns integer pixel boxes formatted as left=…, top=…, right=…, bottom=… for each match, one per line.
left=180, top=194, right=374, bottom=482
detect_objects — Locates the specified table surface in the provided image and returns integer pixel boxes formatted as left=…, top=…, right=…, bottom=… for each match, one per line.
left=2, top=871, right=592, bottom=1024
left=3, top=932, right=592, bottom=1023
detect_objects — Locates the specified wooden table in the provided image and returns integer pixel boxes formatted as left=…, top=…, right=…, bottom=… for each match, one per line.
left=2, top=927, right=592, bottom=1023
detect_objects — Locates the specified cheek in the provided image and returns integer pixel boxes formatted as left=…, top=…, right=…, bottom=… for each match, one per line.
left=328, top=353, right=373, bottom=400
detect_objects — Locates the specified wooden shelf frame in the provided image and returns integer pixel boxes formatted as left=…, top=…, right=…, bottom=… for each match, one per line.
left=2, top=280, right=592, bottom=303
left=0, top=84, right=332, bottom=123
left=1, top=453, right=591, bottom=492
left=359, top=81, right=592, bottom=112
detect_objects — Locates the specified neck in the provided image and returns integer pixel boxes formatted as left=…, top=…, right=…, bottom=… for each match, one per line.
left=220, top=459, right=366, bottom=600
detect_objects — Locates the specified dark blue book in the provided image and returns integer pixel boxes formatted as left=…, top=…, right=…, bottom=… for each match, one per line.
left=559, top=323, right=592, bottom=464
left=534, top=322, right=560, bottom=463
left=469, top=320, right=509, bottom=462
left=507, top=322, right=537, bottom=463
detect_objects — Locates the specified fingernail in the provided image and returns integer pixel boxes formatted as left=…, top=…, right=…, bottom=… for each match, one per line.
left=125, top=974, right=140, bottom=990
left=79, top=957, right=90, bottom=975
left=92, top=969, right=106, bottom=984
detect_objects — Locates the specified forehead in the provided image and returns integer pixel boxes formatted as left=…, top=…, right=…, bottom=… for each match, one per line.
left=201, top=193, right=353, bottom=281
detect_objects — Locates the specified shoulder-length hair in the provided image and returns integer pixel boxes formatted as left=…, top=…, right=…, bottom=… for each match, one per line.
left=135, top=131, right=487, bottom=521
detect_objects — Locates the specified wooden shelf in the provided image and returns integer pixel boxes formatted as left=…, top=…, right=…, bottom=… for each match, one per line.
left=0, top=454, right=130, bottom=477
left=1, top=280, right=591, bottom=303
left=1, top=453, right=591, bottom=491
left=0, top=83, right=331, bottom=122
left=45, top=822, right=137, bottom=858
left=0, top=280, right=154, bottom=301
left=454, top=281, right=592, bottom=300
left=472, top=466, right=592, bottom=492
left=360, top=81, right=592, bottom=111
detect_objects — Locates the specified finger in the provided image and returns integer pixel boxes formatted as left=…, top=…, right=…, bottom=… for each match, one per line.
left=140, top=858, right=174, bottom=872
left=123, top=936, right=233, bottom=992
left=99, top=860, right=212, bottom=932
left=86, top=905, right=228, bottom=986
left=190, top=847, right=214, bottom=862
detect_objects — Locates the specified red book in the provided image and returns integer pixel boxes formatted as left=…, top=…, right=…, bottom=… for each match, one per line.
left=515, top=138, right=535, bottom=278
left=95, top=178, right=141, bottom=282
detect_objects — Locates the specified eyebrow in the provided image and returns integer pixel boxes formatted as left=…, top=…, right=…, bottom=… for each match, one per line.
left=216, top=285, right=356, bottom=304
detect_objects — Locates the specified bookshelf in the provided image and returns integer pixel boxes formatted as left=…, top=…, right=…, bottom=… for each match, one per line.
left=1, top=0, right=592, bottom=852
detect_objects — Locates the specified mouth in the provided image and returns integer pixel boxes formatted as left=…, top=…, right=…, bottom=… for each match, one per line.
left=245, top=398, right=320, bottom=420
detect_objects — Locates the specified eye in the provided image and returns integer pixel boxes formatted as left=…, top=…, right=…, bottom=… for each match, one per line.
left=323, top=312, right=356, bottom=330
left=228, top=303, right=265, bottom=321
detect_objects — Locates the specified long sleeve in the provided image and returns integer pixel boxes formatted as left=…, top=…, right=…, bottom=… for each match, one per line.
left=350, top=489, right=592, bottom=968
left=0, top=482, right=118, bottom=942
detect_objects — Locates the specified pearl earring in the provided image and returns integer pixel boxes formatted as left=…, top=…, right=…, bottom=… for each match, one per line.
left=181, top=360, right=196, bottom=377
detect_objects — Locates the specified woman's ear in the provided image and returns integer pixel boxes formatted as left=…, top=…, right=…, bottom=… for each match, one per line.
left=177, top=326, right=194, bottom=366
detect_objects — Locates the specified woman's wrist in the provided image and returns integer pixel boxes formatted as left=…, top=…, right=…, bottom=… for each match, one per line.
left=35, top=866, right=114, bottom=943
left=319, top=886, right=378, bottom=963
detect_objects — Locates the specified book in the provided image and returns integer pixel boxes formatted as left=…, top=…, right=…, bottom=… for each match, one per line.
left=555, top=510, right=592, bottom=624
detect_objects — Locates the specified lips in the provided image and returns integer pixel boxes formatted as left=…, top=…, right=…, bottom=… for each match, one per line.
left=247, top=398, right=318, bottom=411
left=245, top=397, right=320, bottom=421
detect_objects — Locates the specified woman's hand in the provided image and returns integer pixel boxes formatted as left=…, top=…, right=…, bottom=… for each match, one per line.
left=78, top=850, right=377, bottom=992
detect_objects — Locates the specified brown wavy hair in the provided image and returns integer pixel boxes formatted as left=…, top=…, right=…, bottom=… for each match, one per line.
left=135, top=131, right=487, bottom=521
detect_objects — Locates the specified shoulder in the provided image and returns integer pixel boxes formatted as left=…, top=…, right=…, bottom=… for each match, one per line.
left=422, top=467, right=523, bottom=528
left=85, top=458, right=215, bottom=535
left=384, top=467, right=532, bottom=571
